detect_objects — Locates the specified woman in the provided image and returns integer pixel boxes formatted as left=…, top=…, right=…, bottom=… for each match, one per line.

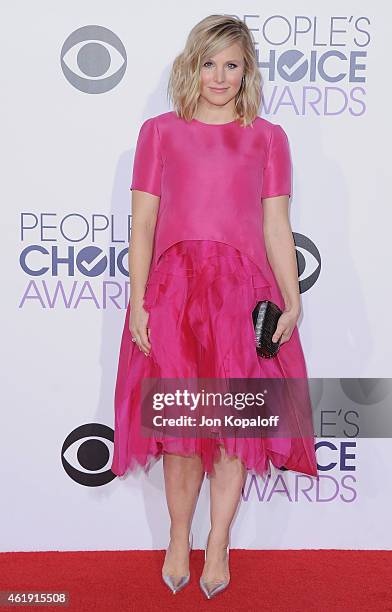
left=111, top=14, right=319, bottom=599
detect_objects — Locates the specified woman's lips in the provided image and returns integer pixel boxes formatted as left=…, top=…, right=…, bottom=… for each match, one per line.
left=209, top=87, right=229, bottom=93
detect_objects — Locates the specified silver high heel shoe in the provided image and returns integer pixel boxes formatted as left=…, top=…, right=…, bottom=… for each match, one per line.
left=161, top=531, right=193, bottom=594
left=199, top=539, right=230, bottom=599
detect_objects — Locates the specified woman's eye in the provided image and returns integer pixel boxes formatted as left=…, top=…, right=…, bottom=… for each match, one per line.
left=203, top=62, right=238, bottom=69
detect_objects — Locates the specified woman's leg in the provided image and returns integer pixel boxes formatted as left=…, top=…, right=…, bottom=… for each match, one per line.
left=201, top=444, right=247, bottom=584
left=162, top=451, right=205, bottom=577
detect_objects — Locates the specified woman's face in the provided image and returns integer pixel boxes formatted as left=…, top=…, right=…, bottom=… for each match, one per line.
left=199, top=43, right=245, bottom=111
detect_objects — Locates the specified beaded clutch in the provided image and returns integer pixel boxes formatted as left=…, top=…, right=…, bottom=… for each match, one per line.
left=252, top=300, right=283, bottom=358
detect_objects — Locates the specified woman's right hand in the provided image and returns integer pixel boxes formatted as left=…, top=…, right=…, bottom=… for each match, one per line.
left=129, top=298, right=151, bottom=356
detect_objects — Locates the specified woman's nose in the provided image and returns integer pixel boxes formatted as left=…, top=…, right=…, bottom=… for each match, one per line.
left=213, top=69, right=225, bottom=83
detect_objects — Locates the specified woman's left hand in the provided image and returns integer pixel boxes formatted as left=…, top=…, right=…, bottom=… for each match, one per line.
left=272, top=308, right=300, bottom=345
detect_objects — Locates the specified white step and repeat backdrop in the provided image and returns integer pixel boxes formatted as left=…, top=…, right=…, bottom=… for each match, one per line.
left=2, top=2, right=391, bottom=551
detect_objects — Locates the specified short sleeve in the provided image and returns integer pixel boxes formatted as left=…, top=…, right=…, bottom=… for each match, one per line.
left=130, top=117, right=163, bottom=197
left=261, top=124, right=292, bottom=199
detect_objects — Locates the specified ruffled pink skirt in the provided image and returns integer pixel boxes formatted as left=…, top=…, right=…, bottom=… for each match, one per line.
left=111, top=240, right=318, bottom=479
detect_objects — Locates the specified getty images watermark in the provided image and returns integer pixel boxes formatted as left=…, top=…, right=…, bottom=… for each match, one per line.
left=151, top=387, right=280, bottom=430
left=138, top=377, right=392, bottom=440
left=140, top=377, right=316, bottom=439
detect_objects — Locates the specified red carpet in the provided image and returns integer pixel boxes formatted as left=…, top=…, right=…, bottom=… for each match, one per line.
left=1, top=549, right=391, bottom=611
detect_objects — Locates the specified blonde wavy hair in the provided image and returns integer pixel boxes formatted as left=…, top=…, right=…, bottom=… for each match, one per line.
left=167, top=15, right=262, bottom=128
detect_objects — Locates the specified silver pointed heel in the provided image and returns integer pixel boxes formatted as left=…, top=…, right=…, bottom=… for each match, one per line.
left=161, top=531, right=193, bottom=594
left=199, top=540, right=230, bottom=599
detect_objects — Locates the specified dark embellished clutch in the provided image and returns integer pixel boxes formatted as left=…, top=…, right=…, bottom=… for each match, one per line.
left=252, top=300, right=283, bottom=358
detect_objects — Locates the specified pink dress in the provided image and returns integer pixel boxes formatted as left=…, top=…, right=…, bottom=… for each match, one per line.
left=111, top=111, right=319, bottom=480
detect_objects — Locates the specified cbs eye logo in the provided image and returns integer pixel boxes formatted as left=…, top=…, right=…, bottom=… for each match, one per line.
left=293, top=232, right=321, bottom=293
left=62, top=423, right=116, bottom=486
left=340, top=378, right=390, bottom=405
left=60, top=25, right=127, bottom=93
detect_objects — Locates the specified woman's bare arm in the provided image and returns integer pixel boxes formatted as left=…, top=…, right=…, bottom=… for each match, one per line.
left=129, top=189, right=160, bottom=355
left=262, top=195, right=301, bottom=344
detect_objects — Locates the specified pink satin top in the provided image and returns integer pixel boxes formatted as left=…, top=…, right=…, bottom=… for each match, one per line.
left=129, top=110, right=291, bottom=279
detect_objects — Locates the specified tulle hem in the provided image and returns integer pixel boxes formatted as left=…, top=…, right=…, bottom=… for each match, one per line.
left=113, top=439, right=319, bottom=481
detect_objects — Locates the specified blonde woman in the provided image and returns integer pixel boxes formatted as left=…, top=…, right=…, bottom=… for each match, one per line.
left=111, top=14, right=318, bottom=599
